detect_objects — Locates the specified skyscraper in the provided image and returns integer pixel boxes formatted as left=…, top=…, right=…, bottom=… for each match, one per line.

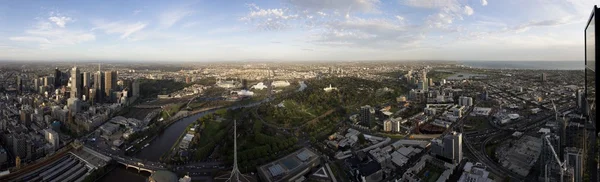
left=16, top=76, right=23, bottom=94
left=442, top=132, right=463, bottom=164
left=383, top=120, right=392, bottom=132
left=104, top=71, right=117, bottom=102
left=582, top=6, right=600, bottom=181
left=132, top=79, right=139, bottom=98
left=360, top=105, right=374, bottom=127
left=540, top=134, right=561, bottom=181
left=95, top=71, right=105, bottom=102
left=565, top=147, right=584, bottom=182
left=54, top=68, right=61, bottom=88
left=70, top=67, right=81, bottom=98
left=83, top=72, right=91, bottom=88
left=576, top=89, right=584, bottom=112
left=542, top=73, right=547, bottom=82
left=33, top=77, right=39, bottom=92
left=422, top=71, right=428, bottom=91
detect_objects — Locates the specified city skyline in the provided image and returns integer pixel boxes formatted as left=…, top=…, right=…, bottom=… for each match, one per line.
left=0, top=0, right=599, bottom=62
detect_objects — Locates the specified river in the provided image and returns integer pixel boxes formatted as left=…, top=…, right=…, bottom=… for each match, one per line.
left=135, top=99, right=269, bottom=161
left=135, top=112, right=209, bottom=161
left=98, top=87, right=290, bottom=181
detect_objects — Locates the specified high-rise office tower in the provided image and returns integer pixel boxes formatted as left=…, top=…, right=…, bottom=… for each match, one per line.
left=383, top=120, right=392, bottom=132
left=417, top=80, right=425, bottom=91
left=542, top=73, right=547, bottom=82
left=70, top=67, right=81, bottom=98
left=95, top=71, right=105, bottom=103
left=577, top=89, right=584, bottom=111
left=132, top=79, right=139, bottom=97
left=442, top=132, right=463, bottom=164
left=43, top=76, right=49, bottom=87
left=16, top=76, right=23, bottom=94
left=360, top=105, right=374, bottom=127
left=582, top=11, right=596, bottom=178
left=33, top=77, right=39, bottom=92
left=83, top=72, right=91, bottom=88
left=565, top=147, right=584, bottom=182
left=54, top=68, right=61, bottom=87
left=540, top=134, right=561, bottom=181
left=104, top=71, right=117, bottom=102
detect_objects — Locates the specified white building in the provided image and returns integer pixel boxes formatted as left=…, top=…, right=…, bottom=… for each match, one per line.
left=383, top=120, right=393, bottom=132
left=271, top=80, right=290, bottom=88
left=458, top=96, right=473, bottom=106
left=216, top=80, right=237, bottom=89
left=323, top=84, right=338, bottom=92
left=251, top=82, right=268, bottom=90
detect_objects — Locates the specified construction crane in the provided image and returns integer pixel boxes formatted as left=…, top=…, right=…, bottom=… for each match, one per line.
left=544, top=134, right=568, bottom=182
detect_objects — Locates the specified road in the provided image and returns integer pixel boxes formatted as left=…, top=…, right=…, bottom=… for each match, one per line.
left=462, top=102, right=573, bottom=181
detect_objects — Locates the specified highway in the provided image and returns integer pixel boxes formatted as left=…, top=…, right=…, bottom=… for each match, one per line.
left=462, top=101, right=573, bottom=181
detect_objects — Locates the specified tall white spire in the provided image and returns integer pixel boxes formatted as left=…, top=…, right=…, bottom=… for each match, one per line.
left=227, top=120, right=251, bottom=182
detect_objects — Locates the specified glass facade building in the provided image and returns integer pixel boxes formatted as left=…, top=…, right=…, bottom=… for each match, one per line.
left=585, top=5, right=598, bottom=182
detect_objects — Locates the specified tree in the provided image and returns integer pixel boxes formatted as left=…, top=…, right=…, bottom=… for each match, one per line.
left=357, top=133, right=366, bottom=145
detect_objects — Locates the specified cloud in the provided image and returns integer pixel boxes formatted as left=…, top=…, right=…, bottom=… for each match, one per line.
left=395, top=16, right=405, bottom=21
left=481, top=0, right=488, bottom=6
left=512, top=17, right=575, bottom=33
left=241, top=3, right=299, bottom=30
left=181, top=21, right=199, bottom=28
left=48, top=16, right=72, bottom=28
left=10, top=36, right=51, bottom=44
left=159, top=9, right=194, bottom=28
left=464, top=6, right=474, bottom=16
left=312, top=17, right=423, bottom=48
left=10, top=15, right=95, bottom=49
left=286, top=0, right=380, bottom=13
left=133, top=10, right=142, bottom=15
left=93, top=21, right=147, bottom=39
left=402, top=0, right=459, bottom=9
left=402, top=0, right=473, bottom=29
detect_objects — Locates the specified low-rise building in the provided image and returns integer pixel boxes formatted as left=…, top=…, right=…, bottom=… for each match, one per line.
left=257, top=148, right=320, bottom=182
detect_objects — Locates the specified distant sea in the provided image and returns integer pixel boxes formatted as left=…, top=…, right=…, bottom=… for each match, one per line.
left=460, top=61, right=584, bottom=70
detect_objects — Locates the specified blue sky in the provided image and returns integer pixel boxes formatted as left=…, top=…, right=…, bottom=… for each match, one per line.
left=0, top=0, right=598, bottom=62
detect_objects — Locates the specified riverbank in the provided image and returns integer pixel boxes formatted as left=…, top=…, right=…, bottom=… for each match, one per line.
left=135, top=98, right=270, bottom=161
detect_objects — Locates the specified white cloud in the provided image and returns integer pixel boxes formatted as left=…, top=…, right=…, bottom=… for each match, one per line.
left=312, top=17, right=423, bottom=48
left=395, top=15, right=405, bottom=21
left=133, top=10, right=142, bottom=15
left=402, top=0, right=459, bottom=9
left=241, top=3, right=299, bottom=30
left=481, top=0, right=488, bottom=6
left=10, top=36, right=51, bottom=44
left=48, top=16, right=72, bottom=28
left=159, top=9, right=194, bottom=28
left=10, top=15, right=94, bottom=49
left=181, top=21, right=199, bottom=28
left=512, top=17, right=575, bottom=33
left=402, top=0, right=473, bottom=29
left=93, top=21, right=147, bottom=39
left=464, top=6, right=474, bottom=16
left=286, top=0, right=380, bottom=13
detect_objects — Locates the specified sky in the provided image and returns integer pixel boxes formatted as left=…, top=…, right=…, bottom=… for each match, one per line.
left=0, top=0, right=598, bottom=62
